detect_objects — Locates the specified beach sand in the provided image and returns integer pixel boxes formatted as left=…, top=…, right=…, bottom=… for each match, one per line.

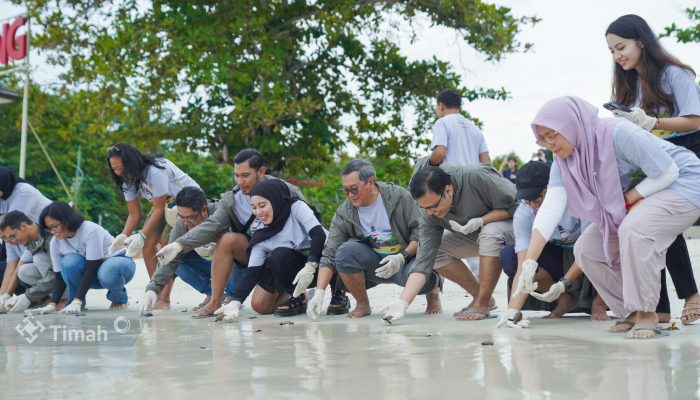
left=2, top=240, right=699, bottom=399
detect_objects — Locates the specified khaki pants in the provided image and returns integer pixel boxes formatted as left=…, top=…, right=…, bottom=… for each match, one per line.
left=434, top=220, right=514, bottom=269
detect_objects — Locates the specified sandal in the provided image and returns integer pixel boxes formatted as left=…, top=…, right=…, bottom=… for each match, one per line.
left=681, top=300, right=700, bottom=325
left=275, top=294, right=306, bottom=317
left=326, top=290, right=350, bottom=315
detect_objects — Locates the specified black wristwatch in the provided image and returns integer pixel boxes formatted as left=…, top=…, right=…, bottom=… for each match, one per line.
left=400, top=250, right=411, bottom=263
left=559, top=277, right=575, bottom=291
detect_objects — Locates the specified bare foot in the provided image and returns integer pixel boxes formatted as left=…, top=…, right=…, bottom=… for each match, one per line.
left=55, top=298, right=69, bottom=312
left=453, top=297, right=496, bottom=316
left=454, top=302, right=490, bottom=321
left=193, top=296, right=211, bottom=311
left=657, top=312, right=670, bottom=323
left=347, top=302, right=371, bottom=318
left=544, top=292, right=578, bottom=319
left=425, top=285, right=442, bottom=314
left=608, top=311, right=636, bottom=332
left=152, top=299, right=171, bottom=311
left=626, top=311, right=660, bottom=339
left=192, top=299, right=219, bottom=317
left=681, top=293, right=700, bottom=325
left=591, top=295, right=610, bottom=321
left=110, top=302, right=129, bottom=311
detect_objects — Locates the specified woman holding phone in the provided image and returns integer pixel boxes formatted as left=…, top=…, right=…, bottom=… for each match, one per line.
left=605, top=14, right=700, bottom=325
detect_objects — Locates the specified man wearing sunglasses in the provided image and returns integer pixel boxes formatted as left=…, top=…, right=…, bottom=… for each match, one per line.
left=306, top=159, right=442, bottom=319
left=382, top=164, right=518, bottom=323
left=0, top=211, right=58, bottom=313
left=143, top=186, right=245, bottom=313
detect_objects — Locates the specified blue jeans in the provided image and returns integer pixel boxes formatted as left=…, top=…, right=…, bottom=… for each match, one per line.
left=60, top=253, right=136, bottom=304
left=175, top=251, right=246, bottom=297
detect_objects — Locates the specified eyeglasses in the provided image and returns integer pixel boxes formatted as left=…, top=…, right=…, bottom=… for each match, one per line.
left=420, top=192, right=445, bottom=211
left=338, top=185, right=361, bottom=196
left=45, top=222, right=63, bottom=233
left=535, top=133, right=557, bottom=149
left=177, top=211, right=201, bottom=222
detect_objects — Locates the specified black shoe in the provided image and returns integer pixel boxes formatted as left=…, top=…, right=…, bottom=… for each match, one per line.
left=326, top=290, right=350, bottom=315
left=275, top=294, right=306, bottom=317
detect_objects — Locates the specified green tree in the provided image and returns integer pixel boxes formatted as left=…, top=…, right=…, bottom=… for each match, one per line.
left=18, top=0, right=537, bottom=176
left=662, top=7, right=700, bottom=43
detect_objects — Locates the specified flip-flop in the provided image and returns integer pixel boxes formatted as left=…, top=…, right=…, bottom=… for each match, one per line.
left=454, top=309, right=495, bottom=320
left=192, top=308, right=217, bottom=319
left=453, top=304, right=497, bottom=316
left=607, top=320, right=635, bottom=333
left=625, top=327, right=667, bottom=340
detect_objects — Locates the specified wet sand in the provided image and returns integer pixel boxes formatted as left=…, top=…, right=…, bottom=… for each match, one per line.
left=2, top=241, right=699, bottom=399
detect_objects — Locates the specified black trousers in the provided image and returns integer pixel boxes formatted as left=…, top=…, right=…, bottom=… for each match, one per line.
left=663, top=131, right=700, bottom=300
left=258, top=248, right=316, bottom=296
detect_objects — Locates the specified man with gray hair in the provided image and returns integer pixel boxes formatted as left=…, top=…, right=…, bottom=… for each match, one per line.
left=306, top=159, right=441, bottom=319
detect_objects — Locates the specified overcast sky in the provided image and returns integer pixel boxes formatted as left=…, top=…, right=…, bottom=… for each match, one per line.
left=2, top=1, right=700, bottom=162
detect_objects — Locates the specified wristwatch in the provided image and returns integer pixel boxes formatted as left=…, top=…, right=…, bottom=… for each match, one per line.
left=400, top=250, right=411, bottom=263
left=559, top=277, right=576, bottom=291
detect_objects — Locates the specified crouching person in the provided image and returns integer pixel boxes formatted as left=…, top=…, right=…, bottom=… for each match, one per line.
left=215, top=180, right=326, bottom=320
left=38, top=202, right=136, bottom=314
left=142, top=187, right=244, bottom=314
left=307, top=159, right=441, bottom=319
left=0, top=211, right=59, bottom=313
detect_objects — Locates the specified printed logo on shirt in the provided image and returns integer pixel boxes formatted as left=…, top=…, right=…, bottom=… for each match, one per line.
left=364, top=226, right=401, bottom=257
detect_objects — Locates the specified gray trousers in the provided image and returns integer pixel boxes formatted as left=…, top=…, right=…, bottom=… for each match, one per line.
left=335, top=241, right=438, bottom=295
left=17, top=252, right=55, bottom=304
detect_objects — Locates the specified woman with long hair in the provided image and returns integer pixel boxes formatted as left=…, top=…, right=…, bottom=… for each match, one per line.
left=106, top=143, right=199, bottom=310
left=605, top=14, right=700, bottom=325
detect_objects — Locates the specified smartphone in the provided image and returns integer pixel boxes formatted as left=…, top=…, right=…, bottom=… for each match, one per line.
left=603, top=101, right=632, bottom=113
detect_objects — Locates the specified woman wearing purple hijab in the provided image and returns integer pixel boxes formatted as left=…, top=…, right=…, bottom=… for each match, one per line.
left=514, top=96, right=700, bottom=339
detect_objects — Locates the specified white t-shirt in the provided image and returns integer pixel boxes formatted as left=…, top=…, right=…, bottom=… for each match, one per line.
left=123, top=158, right=199, bottom=201
left=248, top=201, right=324, bottom=268
left=1, top=182, right=52, bottom=261
left=357, top=194, right=401, bottom=256
left=430, top=113, right=489, bottom=165
left=49, top=221, right=122, bottom=273
left=513, top=203, right=584, bottom=253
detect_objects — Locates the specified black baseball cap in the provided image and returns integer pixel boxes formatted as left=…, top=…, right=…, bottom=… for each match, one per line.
left=515, top=161, right=550, bottom=201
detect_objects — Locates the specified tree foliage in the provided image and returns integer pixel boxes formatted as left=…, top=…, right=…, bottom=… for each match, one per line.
left=17, top=0, right=536, bottom=176
left=662, top=7, right=700, bottom=44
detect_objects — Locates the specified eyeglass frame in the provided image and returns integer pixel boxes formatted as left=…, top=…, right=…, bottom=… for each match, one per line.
left=44, top=222, right=63, bottom=234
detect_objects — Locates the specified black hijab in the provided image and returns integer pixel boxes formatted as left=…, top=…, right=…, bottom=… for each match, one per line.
left=0, top=166, right=27, bottom=200
left=246, top=180, right=298, bottom=256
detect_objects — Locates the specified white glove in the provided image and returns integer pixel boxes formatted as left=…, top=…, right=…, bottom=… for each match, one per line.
left=156, top=242, right=183, bottom=266
left=376, top=253, right=405, bottom=279
left=124, top=232, right=146, bottom=257
left=59, top=299, right=84, bottom=315
left=141, top=290, right=158, bottom=314
left=194, top=243, right=216, bottom=258
left=0, top=293, right=10, bottom=311
left=9, top=294, right=30, bottom=313
left=109, top=233, right=128, bottom=255
left=611, top=107, right=656, bottom=131
left=530, top=281, right=565, bottom=303
left=306, top=288, right=325, bottom=320
left=516, top=259, right=539, bottom=294
left=449, top=218, right=484, bottom=236
left=26, top=303, right=56, bottom=316
left=292, top=262, right=317, bottom=298
left=215, top=300, right=241, bottom=322
left=496, top=308, right=531, bottom=329
left=380, top=299, right=409, bottom=324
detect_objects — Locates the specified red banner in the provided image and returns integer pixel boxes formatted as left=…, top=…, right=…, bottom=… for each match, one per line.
left=0, top=16, right=28, bottom=65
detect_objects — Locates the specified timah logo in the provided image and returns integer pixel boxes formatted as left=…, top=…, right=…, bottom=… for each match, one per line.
left=15, top=315, right=46, bottom=344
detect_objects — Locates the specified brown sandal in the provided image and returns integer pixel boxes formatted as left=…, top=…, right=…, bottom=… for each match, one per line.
left=681, top=300, right=700, bottom=325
